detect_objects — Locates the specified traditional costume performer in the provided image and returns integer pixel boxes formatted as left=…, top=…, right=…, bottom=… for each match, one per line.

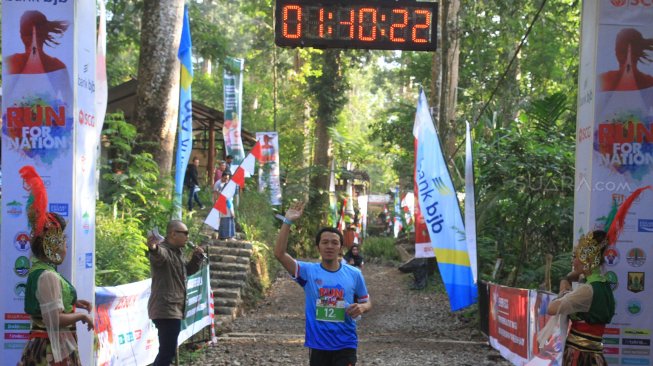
left=551, top=231, right=615, bottom=366
left=18, top=166, right=93, bottom=366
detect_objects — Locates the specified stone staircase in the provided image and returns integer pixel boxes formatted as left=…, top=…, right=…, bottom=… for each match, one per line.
left=205, top=238, right=254, bottom=331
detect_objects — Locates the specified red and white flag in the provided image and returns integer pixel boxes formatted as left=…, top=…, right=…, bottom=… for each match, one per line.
left=204, top=142, right=261, bottom=229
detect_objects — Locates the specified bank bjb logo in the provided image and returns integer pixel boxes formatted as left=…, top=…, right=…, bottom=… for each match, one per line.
left=14, top=282, right=27, bottom=298
left=14, top=256, right=31, bottom=277
left=606, top=271, right=619, bottom=291
left=627, top=248, right=646, bottom=267
left=6, top=200, right=23, bottom=218
left=627, top=299, right=642, bottom=316
left=628, top=272, right=645, bottom=293
left=605, top=247, right=620, bottom=266
left=14, top=232, right=31, bottom=252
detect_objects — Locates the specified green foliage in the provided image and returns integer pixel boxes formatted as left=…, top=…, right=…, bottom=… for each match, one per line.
left=95, top=202, right=150, bottom=286
left=106, top=0, right=142, bottom=86
left=474, top=92, right=575, bottom=287
left=237, top=181, right=278, bottom=246
left=99, top=112, right=174, bottom=230
left=362, top=237, right=399, bottom=261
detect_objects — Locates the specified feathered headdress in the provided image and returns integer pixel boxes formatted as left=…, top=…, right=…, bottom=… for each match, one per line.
left=19, top=165, right=49, bottom=237
left=606, top=185, right=652, bottom=245
left=19, top=165, right=65, bottom=264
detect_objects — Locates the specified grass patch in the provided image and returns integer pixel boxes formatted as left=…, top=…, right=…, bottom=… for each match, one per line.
left=362, top=237, right=399, bottom=261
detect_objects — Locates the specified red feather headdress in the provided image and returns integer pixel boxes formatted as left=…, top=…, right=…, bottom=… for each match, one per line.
left=19, top=165, right=49, bottom=237
left=606, top=185, right=652, bottom=245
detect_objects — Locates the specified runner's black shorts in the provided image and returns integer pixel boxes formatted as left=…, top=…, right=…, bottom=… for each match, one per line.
left=309, top=348, right=357, bottom=366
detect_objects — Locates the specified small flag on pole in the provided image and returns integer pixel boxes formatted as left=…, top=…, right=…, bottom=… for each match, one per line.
left=205, top=142, right=262, bottom=229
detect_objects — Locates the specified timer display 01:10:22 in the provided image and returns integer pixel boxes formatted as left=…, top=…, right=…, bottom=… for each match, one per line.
left=274, top=0, right=438, bottom=51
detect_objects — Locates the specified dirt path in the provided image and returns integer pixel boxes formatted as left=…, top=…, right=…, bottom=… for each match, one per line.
left=191, top=262, right=512, bottom=365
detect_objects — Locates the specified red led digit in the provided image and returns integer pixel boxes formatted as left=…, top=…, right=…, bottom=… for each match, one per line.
left=358, top=8, right=377, bottom=41
left=339, top=9, right=355, bottom=39
left=389, top=9, right=408, bottom=42
left=282, top=5, right=302, bottom=39
left=319, top=8, right=325, bottom=38
left=411, top=9, right=430, bottom=43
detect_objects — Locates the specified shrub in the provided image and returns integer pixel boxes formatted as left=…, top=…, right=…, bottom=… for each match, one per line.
left=362, top=236, right=399, bottom=261
left=95, top=202, right=150, bottom=286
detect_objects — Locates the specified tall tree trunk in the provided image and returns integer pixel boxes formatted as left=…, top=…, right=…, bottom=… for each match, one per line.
left=134, top=0, right=185, bottom=176
left=439, top=0, right=461, bottom=158
left=307, top=50, right=348, bottom=222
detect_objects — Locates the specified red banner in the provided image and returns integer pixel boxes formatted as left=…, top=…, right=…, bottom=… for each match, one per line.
left=489, top=284, right=530, bottom=362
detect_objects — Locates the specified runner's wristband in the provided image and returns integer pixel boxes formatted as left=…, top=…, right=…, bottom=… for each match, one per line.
left=275, top=214, right=294, bottom=226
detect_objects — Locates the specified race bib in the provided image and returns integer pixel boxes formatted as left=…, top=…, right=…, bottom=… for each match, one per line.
left=316, top=299, right=346, bottom=322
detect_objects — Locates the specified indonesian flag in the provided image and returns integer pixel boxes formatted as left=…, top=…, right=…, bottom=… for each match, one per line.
left=204, top=142, right=262, bottom=229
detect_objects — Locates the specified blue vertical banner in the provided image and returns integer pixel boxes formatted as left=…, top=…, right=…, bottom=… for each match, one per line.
left=173, top=5, right=194, bottom=219
left=413, top=90, right=477, bottom=311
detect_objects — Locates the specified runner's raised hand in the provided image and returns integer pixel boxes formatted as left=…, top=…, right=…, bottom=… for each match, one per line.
left=285, top=201, right=305, bottom=222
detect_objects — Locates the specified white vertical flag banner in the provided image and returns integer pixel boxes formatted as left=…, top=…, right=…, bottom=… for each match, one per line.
left=1, top=1, right=97, bottom=364
left=574, top=2, right=653, bottom=365
left=256, top=132, right=282, bottom=205
left=223, top=57, right=246, bottom=167
left=465, top=121, right=478, bottom=283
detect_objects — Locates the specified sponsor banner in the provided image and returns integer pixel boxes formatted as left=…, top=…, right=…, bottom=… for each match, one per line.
left=173, top=6, right=194, bottom=219
left=256, top=132, right=282, bottom=205
left=367, top=194, right=391, bottom=204
left=73, top=0, right=98, bottom=362
left=526, top=291, right=566, bottom=366
left=1, top=2, right=77, bottom=364
left=223, top=57, right=245, bottom=167
left=575, top=2, right=653, bottom=364
left=489, top=284, right=530, bottom=365
left=95, top=265, right=213, bottom=366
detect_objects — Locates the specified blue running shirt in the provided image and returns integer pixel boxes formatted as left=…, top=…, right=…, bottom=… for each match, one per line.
left=293, top=260, right=370, bottom=350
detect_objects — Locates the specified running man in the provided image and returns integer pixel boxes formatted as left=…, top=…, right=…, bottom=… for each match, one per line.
left=274, top=201, right=372, bottom=366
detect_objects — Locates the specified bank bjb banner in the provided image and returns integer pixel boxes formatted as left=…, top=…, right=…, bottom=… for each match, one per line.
left=256, top=132, right=282, bottom=205
left=95, top=266, right=214, bottom=366
left=574, top=2, right=653, bottom=365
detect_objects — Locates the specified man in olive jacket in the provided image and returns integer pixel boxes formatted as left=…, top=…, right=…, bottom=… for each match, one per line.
left=147, top=220, right=204, bottom=366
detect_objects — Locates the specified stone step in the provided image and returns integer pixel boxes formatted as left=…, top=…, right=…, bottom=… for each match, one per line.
left=214, top=297, right=239, bottom=307
left=209, top=254, right=250, bottom=265
left=208, top=247, right=252, bottom=257
left=213, top=288, right=241, bottom=300
left=212, top=240, right=253, bottom=250
left=211, top=279, right=245, bottom=289
left=215, top=306, right=237, bottom=317
left=212, top=262, right=249, bottom=272
left=212, top=271, right=247, bottom=281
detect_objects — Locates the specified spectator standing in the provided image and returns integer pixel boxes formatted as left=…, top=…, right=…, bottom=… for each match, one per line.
left=213, top=173, right=236, bottom=240
left=224, top=155, right=234, bottom=175
left=146, top=220, right=205, bottom=366
left=184, top=157, right=204, bottom=211
left=213, top=160, right=227, bottom=185
left=344, top=245, right=364, bottom=269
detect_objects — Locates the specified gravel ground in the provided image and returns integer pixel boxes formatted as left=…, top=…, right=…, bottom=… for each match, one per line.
left=185, top=262, right=512, bottom=366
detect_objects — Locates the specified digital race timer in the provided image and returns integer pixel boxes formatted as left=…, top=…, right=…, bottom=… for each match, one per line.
left=274, top=0, right=438, bottom=51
